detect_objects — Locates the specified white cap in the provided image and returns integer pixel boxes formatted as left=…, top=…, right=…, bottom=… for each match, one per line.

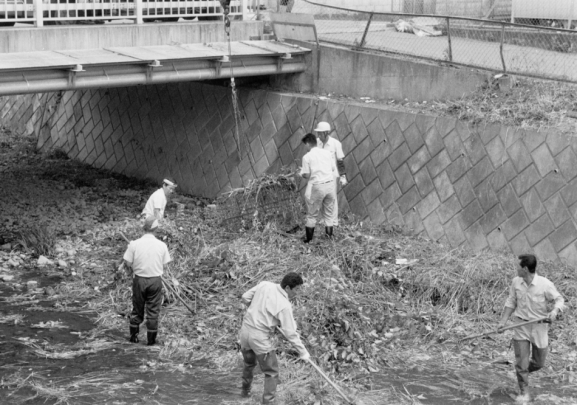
left=313, top=122, right=331, bottom=132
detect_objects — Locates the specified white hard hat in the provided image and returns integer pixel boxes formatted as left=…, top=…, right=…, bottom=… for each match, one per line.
left=313, top=122, right=331, bottom=132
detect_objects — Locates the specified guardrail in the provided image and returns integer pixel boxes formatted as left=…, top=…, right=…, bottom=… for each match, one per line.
left=0, top=0, right=245, bottom=26
left=303, top=0, right=577, bottom=83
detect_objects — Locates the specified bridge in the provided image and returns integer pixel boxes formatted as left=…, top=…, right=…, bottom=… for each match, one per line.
left=0, top=0, right=311, bottom=96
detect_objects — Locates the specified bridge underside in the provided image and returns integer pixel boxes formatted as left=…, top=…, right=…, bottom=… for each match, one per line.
left=0, top=40, right=310, bottom=96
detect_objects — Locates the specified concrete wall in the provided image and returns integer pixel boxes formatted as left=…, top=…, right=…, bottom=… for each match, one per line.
left=274, top=42, right=487, bottom=101
left=0, top=21, right=263, bottom=53
left=2, top=84, right=577, bottom=269
left=316, top=44, right=486, bottom=101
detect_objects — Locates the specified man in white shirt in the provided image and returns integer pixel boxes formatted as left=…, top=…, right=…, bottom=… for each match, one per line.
left=497, top=254, right=564, bottom=403
left=123, top=216, right=172, bottom=345
left=239, top=272, right=310, bottom=403
left=142, top=178, right=177, bottom=220
left=299, top=133, right=338, bottom=243
left=315, top=122, right=347, bottom=230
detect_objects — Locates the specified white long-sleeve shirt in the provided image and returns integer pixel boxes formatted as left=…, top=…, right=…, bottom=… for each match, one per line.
left=504, top=274, right=564, bottom=319
left=241, top=281, right=308, bottom=357
left=504, top=274, right=564, bottom=348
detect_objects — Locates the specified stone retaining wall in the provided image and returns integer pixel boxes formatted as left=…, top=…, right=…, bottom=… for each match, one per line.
left=1, top=83, right=576, bottom=268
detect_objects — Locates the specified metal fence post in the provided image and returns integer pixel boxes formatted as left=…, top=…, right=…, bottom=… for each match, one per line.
left=34, top=0, right=43, bottom=27
left=359, top=13, right=373, bottom=49
left=499, top=23, right=506, bottom=72
left=446, top=17, right=452, bottom=62
left=242, top=0, right=248, bottom=21
left=135, top=0, right=143, bottom=24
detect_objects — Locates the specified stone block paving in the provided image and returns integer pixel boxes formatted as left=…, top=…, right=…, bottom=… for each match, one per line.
left=4, top=83, right=577, bottom=268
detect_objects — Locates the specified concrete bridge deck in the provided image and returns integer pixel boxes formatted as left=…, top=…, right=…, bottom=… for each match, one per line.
left=0, top=39, right=310, bottom=95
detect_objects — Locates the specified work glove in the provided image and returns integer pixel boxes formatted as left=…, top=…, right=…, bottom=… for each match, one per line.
left=299, top=351, right=311, bottom=361
left=339, top=175, right=348, bottom=186
left=548, top=308, right=560, bottom=321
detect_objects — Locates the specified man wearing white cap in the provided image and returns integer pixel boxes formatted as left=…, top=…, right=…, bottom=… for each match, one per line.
left=123, top=216, right=172, bottom=345
left=314, top=122, right=347, bottom=236
left=142, top=177, right=177, bottom=220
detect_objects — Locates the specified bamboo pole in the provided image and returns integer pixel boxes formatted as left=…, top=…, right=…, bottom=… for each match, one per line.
left=459, top=317, right=549, bottom=342
left=275, top=326, right=354, bottom=404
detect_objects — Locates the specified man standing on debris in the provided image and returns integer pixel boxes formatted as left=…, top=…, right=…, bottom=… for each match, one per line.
left=239, top=272, right=310, bottom=404
left=497, top=254, right=564, bottom=403
left=299, top=133, right=338, bottom=243
left=315, top=122, right=347, bottom=231
left=142, top=178, right=177, bottom=220
left=123, top=216, right=172, bottom=345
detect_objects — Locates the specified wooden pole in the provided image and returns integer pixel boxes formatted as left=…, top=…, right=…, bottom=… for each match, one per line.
left=275, top=326, right=354, bottom=404
left=459, top=317, right=549, bottom=342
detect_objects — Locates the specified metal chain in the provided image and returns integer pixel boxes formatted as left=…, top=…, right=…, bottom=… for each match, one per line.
left=223, top=6, right=244, bottom=161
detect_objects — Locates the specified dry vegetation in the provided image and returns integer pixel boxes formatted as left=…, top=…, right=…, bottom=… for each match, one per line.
left=1, top=128, right=577, bottom=404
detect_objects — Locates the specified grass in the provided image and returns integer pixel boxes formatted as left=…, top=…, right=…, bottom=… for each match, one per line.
left=434, top=78, right=577, bottom=131
left=71, top=203, right=575, bottom=404
left=16, top=224, right=56, bottom=257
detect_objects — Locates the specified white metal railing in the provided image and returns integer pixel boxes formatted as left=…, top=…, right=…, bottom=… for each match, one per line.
left=0, top=0, right=245, bottom=26
left=512, top=0, right=576, bottom=27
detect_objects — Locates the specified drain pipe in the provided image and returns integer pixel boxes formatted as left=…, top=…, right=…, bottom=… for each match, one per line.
left=0, top=63, right=306, bottom=96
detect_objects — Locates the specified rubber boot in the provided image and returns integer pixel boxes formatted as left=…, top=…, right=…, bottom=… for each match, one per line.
left=147, top=331, right=157, bottom=346
left=325, top=226, right=333, bottom=239
left=304, top=227, right=314, bottom=244
left=129, top=325, right=139, bottom=343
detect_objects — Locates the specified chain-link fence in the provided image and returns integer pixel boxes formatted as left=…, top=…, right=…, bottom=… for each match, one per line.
left=293, top=0, right=577, bottom=83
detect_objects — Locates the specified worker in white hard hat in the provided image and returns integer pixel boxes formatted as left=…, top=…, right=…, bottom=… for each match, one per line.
left=314, top=121, right=347, bottom=236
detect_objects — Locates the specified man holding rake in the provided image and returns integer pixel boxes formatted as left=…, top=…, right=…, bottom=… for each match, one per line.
left=239, top=272, right=310, bottom=404
left=497, top=254, right=564, bottom=403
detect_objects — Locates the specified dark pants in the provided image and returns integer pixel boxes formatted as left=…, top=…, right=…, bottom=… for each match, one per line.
left=130, top=276, right=163, bottom=332
left=513, top=339, right=548, bottom=392
left=241, top=348, right=280, bottom=404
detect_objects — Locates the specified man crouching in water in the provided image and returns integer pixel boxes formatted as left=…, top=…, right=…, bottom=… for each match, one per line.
left=239, top=272, right=310, bottom=404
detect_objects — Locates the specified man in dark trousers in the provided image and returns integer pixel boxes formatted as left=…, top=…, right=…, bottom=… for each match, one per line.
left=497, top=254, right=564, bottom=403
left=239, top=272, right=310, bottom=404
left=123, top=216, right=172, bottom=345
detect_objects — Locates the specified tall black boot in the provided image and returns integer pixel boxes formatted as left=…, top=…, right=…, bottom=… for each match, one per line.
left=304, top=227, right=315, bottom=243
left=325, top=226, right=333, bottom=239
left=129, top=325, right=139, bottom=343
left=147, top=331, right=157, bottom=346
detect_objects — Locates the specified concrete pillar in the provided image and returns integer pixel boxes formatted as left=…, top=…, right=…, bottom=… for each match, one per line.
left=34, top=0, right=43, bottom=27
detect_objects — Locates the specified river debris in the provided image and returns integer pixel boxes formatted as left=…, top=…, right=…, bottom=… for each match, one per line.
left=1, top=128, right=576, bottom=404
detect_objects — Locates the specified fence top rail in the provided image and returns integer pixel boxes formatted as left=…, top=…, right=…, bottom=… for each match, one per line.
left=303, top=0, right=577, bottom=34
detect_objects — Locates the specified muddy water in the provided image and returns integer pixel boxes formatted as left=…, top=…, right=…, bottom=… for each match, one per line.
left=0, top=278, right=245, bottom=405
left=2, top=276, right=576, bottom=405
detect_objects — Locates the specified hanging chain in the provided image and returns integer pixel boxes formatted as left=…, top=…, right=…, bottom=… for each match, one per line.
left=222, top=3, right=244, bottom=160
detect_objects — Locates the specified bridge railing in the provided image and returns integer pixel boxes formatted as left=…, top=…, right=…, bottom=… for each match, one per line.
left=302, top=0, right=577, bottom=84
left=0, top=0, right=244, bottom=26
